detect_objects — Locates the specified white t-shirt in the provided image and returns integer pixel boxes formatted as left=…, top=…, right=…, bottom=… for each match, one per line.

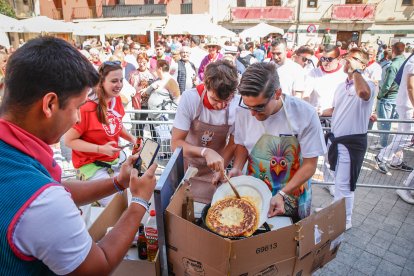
left=234, top=95, right=327, bottom=158
left=173, top=88, right=239, bottom=135
left=396, top=55, right=414, bottom=110
left=14, top=185, right=92, bottom=275
left=185, top=62, right=196, bottom=91
left=363, top=62, right=382, bottom=83
left=276, top=59, right=306, bottom=96
left=304, top=66, right=348, bottom=112
left=331, top=77, right=376, bottom=137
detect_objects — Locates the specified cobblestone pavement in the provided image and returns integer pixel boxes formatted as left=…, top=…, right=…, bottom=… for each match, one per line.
left=312, top=184, right=414, bottom=276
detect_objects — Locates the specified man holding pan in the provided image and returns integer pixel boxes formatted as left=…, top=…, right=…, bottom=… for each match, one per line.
left=230, top=62, right=326, bottom=221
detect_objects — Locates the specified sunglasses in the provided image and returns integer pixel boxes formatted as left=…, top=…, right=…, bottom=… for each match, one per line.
left=103, top=60, right=121, bottom=66
left=320, top=56, right=336, bottom=63
left=299, top=56, right=309, bottom=62
left=207, top=45, right=217, bottom=48
left=349, top=56, right=366, bottom=64
left=238, top=91, right=276, bottom=113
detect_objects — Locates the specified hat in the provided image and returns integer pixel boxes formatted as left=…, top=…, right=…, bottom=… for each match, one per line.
left=223, top=45, right=238, bottom=54
left=204, top=39, right=222, bottom=50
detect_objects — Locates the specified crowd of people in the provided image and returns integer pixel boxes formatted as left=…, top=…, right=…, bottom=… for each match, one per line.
left=0, top=32, right=414, bottom=274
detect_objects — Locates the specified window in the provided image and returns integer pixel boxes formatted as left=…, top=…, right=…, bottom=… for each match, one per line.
left=402, top=0, right=413, bottom=6
left=307, top=0, right=317, bottom=8
left=345, top=0, right=362, bottom=4
left=266, top=0, right=281, bottom=6
left=144, top=0, right=154, bottom=4
left=237, top=0, right=246, bottom=7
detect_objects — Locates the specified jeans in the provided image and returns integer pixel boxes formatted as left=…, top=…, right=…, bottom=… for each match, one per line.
left=377, top=98, right=398, bottom=147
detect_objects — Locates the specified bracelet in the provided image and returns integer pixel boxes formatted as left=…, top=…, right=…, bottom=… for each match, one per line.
left=277, top=190, right=288, bottom=200
left=201, top=147, right=207, bottom=157
left=131, top=196, right=151, bottom=212
left=112, top=176, right=125, bottom=194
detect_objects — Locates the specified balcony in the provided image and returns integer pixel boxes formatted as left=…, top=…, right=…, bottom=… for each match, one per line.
left=71, top=7, right=99, bottom=19
left=52, top=8, right=63, bottom=20
left=331, top=4, right=376, bottom=21
left=231, top=7, right=294, bottom=22
left=102, top=4, right=166, bottom=18
left=181, top=3, right=192, bottom=14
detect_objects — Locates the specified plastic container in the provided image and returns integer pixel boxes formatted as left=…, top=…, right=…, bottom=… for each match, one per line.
left=145, top=210, right=158, bottom=262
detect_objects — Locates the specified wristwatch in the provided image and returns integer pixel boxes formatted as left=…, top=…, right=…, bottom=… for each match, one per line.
left=277, top=190, right=288, bottom=200
left=353, top=69, right=363, bottom=75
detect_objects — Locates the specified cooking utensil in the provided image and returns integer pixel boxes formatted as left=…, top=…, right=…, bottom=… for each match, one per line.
left=212, top=175, right=272, bottom=228
left=223, top=173, right=241, bottom=199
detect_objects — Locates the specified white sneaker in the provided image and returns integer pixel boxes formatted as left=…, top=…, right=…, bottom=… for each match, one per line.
left=323, top=185, right=335, bottom=197
left=346, top=222, right=352, bottom=231
left=314, top=207, right=323, bottom=213
left=396, top=189, right=414, bottom=204
left=369, top=143, right=384, bottom=151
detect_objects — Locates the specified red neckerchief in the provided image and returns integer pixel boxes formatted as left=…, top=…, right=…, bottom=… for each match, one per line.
left=208, top=53, right=220, bottom=63
left=0, top=119, right=61, bottom=182
left=196, top=84, right=214, bottom=110
left=367, top=60, right=376, bottom=67
left=321, top=64, right=342, bottom=74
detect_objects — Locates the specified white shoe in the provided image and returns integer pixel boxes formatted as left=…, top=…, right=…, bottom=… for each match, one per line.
left=397, top=189, right=414, bottom=204
left=346, top=222, right=352, bottom=231
left=323, top=185, right=335, bottom=197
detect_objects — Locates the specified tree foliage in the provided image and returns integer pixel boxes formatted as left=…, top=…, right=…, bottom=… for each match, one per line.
left=0, top=0, right=16, bottom=18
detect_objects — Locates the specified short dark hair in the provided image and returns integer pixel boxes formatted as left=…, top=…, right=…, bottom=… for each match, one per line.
left=245, top=42, right=254, bottom=51
left=271, top=38, right=287, bottom=48
left=157, top=59, right=170, bottom=72
left=392, top=42, right=405, bottom=56
left=2, top=37, right=99, bottom=113
left=323, top=44, right=340, bottom=57
left=191, top=36, right=200, bottom=46
left=204, top=60, right=238, bottom=100
left=295, top=46, right=314, bottom=56
left=238, top=62, right=280, bottom=98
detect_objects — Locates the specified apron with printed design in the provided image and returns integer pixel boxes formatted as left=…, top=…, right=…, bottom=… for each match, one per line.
left=248, top=98, right=311, bottom=219
left=185, top=89, right=230, bottom=203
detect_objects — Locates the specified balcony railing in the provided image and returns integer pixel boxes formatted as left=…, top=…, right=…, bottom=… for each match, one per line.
left=231, top=6, right=294, bottom=22
left=331, top=4, right=376, bottom=21
left=181, top=3, right=192, bottom=14
left=102, top=4, right=166, bottom=18
left=71, top=6, right=98, bottom=20
left=52, top=8, right=63, bottom=20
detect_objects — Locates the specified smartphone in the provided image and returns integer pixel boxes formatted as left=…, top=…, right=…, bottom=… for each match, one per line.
left=134, top=139, right=160, bottom=175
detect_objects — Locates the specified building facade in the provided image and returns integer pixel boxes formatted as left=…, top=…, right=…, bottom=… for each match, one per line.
left=31, top=0, right=414, bottom=47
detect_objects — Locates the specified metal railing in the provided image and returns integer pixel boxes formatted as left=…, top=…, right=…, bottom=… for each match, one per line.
left=102, top=4, right=166, bottom=18
left=60, top=110, right=414, bottom=191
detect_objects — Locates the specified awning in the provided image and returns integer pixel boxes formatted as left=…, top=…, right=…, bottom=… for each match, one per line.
left=163, top=14, right=235, bottom=37
left=0, top=14, right=23, bottom=32
left=20, top=16, right=75, bottom=33
left=0, top=32, right=10, bottom=48
left=73, top=18, right=165, bottom=36
left=239, top=22, right=284, bottom=38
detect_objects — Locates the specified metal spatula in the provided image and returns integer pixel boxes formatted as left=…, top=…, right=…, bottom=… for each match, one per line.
left=223, top=174, right=241, bottom=199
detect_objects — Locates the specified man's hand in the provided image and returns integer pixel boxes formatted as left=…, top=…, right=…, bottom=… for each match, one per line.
left=369, top=113, right=377, bottom=122
left=227, top=168, right=242, bottom=178
left=204, top=148, right=225, bottom=176
left=268, top=194, right=285, bottom=217
left=100, top=141, right=121, bottom=156
left=129, top=163, right=158, bottom=202
left=117, top=155, right=139, bottom=188
left=346, top=57, right=363, bottom=74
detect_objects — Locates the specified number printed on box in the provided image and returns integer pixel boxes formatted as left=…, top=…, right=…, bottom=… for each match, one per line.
left=255, top=242, right=278, bottom=254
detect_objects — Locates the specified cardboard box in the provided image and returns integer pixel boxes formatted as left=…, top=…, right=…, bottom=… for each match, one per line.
left=89, top=193, right=160, bottom=276
left=166, top=182, right=345, bottom=276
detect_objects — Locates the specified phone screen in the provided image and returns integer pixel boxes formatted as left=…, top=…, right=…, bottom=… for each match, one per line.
left=135, top=139, right=160, bottom=173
